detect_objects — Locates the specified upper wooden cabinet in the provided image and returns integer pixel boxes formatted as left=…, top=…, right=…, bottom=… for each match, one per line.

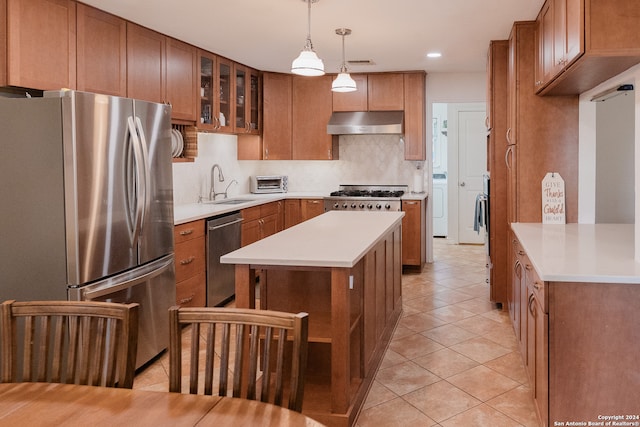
left=332, top=74, right=368, bottom=111
left=5, top=0, right=76, bottom=90
left=126, top=23, right=197, bottom=121
left=292, top=75, right=336, bottom=160
left=262, top=72, right=293, bottom=160
left=403, top=73, right=426, bottom=161
left=76, top=4, right=126, bottom=97
left=332, top=73, right=404, bottom=112
left=165, top=37, right=197, bottom=122
left=368, top=73, right=404, bottom=111
left=233, top=64, right=260, bottom=135
left=536, top=0, right=640, bottom=95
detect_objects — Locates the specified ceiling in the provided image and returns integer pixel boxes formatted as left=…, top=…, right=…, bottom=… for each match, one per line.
left=82, top=0, right=544, bottom=75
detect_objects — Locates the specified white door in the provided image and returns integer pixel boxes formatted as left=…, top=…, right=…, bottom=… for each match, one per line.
left=455, top=108, right=486, bottom=244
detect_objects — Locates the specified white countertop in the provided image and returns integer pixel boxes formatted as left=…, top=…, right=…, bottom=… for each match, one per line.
left=221, top=210, right=405, bottom=268
left=511, top=223, right=640, bottom=284
left=173, top=191, right=427, bottom=225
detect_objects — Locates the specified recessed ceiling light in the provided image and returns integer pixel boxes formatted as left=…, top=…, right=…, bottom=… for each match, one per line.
left=427, top=52, right=442, bottom=58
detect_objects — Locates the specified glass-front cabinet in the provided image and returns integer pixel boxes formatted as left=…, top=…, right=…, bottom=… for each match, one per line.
left=217, top=57, right=233, bottom=133
left=198, top=51, right=215, bottom=128
left=234, top=64, right=260, bottom=135
left=197, top=51, right=232, bottom=133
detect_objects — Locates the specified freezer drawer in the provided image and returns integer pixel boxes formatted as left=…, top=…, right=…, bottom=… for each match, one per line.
left=68, top=255, right=176, bottom=369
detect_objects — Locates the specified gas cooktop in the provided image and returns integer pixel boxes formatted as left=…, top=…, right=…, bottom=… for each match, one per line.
left=324, top=185, right=408, bottom=212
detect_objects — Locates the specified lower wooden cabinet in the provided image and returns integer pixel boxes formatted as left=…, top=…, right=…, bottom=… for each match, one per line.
left=283, top=198, right=324, bottom=229
left=401, top=199, right=426, bottom=268
left=509, top=235, right=640, bottom=426
left=174, top=220, right=206, bottom=307
left=241, top=201, right=283, bottom=246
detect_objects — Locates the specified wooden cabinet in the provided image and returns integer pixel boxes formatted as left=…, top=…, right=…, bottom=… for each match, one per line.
left=126, top=23, right=165, bottom=104
left=234, top=64, right=260, bottom=134
left=486, top=41, right=509, bottom=306
left=76, top=4, right=126, bottom=97
left=5, top=0, right=76, bottom=90
left=174, top=220, right=206, bottom=307
left=332, top=73, right=405, bottom=112
left=165, top=37, right=197, bottom=121
left=292, top=75, right=337, bottom=160
left=367, top=73, right=404, bottom=111
left=197, top=51, right=216, bottom=128
left=402, top=73, right=426, bottom=161
left=262, top=72, right=293, bottom=160
left=331, top=74, right=368, bottom=111
left=300, top=199, right=324, bottom=221
left=241, top=202, right=283, bottom=246
left=536, top=0, right=640, bottom=95
left=126, top=23, right=197, bottom=122
left=525, top=264, right=548, bottom=426
left=283, top=198, right=324, bottom=229
left=401, top=199, right=425, bottom=269
left=506, top=22, right=578, bottom=224
left=331, top=72, right=426, bottom=161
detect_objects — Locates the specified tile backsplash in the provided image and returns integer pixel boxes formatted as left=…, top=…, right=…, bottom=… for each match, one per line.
left=172, top=132, right=424, bottom=205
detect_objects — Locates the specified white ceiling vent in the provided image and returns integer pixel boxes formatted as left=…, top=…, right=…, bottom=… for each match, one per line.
left=347, top=59, right=375, bottom=66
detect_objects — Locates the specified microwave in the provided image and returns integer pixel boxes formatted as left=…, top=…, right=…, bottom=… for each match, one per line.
left=250, top=175, right=288, bottom=193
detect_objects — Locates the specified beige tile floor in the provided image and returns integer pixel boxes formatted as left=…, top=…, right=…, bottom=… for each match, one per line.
left=133, top=239, right=539, bottom=426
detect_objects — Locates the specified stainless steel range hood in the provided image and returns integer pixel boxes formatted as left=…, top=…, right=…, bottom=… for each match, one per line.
left=327, top=111, right=404, bottom=135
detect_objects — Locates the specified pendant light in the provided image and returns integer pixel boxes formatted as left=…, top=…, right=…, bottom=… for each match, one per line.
left=291, top=0, right=325, bottom=76
left=331, top=28, right=357, bottom=92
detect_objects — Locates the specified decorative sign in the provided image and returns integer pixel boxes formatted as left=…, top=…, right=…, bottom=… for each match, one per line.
left=542, top=172, right=565, bottom=224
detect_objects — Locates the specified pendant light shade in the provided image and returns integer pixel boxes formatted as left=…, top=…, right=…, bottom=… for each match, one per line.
left=332, top=28, right=356, bottom=92
left=291, top=0, right=324, bottom=76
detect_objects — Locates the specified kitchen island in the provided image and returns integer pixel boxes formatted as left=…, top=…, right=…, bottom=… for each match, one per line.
left=510, top=223, right=640, bottom=427
left=221, top=211, right=404, bottom=427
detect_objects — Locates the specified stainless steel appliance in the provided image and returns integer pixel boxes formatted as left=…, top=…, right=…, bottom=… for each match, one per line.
left=324, top=184, right=408, bottom=212
left=0, top=90, right=175, bottom=369
left=207, top=212, right=243, bottom=306
left=250, top=175, right=288, bottom=194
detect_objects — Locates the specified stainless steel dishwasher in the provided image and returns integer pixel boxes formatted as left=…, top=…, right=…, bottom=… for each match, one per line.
left=206, top=211, right=243, bottom=307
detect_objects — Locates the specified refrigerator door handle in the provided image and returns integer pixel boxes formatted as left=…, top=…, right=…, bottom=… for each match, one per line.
left=133, top=116, right=152, bottom=234
left=72, top=255, right=174, bottom=301
left=127, top=116, right=146, bottom=248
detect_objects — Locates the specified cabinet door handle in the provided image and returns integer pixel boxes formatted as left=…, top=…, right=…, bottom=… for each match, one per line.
left=525, top=263, right=532, bottom=271
left=506, top=127, right=512, bottom=144
left=528, top=292, right=536, bottom=315
left=518, top=250, right=525, bottom=256
left=533, top=281, right=543, bottom=290
left=179, top=229, right=194, bottom=236
left=180, top=256, right=196, bottom=265
left=505, top=145, right=513, bottom=170
left=179, top=295, right=194, bottom=305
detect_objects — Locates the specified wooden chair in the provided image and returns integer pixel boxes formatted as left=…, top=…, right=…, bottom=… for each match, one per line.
left=169, top=306, right=309, bottom=412
left=0, top=300, right=139, bottom=388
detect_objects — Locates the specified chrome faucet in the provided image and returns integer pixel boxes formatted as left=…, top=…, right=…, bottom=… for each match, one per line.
left=210, top=164, right=225, bottom=200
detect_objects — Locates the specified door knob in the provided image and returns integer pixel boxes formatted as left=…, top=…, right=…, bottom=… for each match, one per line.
left=460, top=182, right=466, bottom=187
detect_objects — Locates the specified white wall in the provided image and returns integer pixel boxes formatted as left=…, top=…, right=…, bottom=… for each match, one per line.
left=578, top=63, right=640, bottom=260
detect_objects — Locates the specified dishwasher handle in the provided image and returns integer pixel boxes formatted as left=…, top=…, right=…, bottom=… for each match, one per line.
left=208, top=217, right=244, bottom=231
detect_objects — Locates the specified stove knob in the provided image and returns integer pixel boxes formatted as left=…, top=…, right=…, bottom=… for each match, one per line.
left=385, top=203, right=391, bottom=210
left=375, top=203, right=382, bottom=210
left=367, top=204, right=373, bottom=209
left=333, top=203, right=340, bottom=209
left=359, top=203, right=365, bottom=209
left=351, top=203, right=357, bottom=209
left=342, top=203, right=349, bottom=209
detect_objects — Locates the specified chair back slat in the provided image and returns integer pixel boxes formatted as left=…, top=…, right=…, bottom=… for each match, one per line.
left=0, top=300, right=139, bottom=389
left=168, top=306, right=309, bottom=412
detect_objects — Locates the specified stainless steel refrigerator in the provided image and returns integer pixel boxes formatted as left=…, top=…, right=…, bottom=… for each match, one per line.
left=0, top=90, right=175, bottom=369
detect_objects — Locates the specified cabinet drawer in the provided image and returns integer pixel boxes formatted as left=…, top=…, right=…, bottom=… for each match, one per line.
left=174, top=220, right=204, bottom=244
left=176, top=272, right=206, bottom=307
left=241, top=205, right=262, bottom=222
left=175, top=236, right=205, bottom=282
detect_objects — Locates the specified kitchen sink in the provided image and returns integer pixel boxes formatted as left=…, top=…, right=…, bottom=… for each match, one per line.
left=205, top=199, right=256, bottom=205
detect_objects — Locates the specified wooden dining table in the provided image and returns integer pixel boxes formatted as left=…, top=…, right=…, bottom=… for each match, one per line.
left=0, top=382, right=325, bottom=426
